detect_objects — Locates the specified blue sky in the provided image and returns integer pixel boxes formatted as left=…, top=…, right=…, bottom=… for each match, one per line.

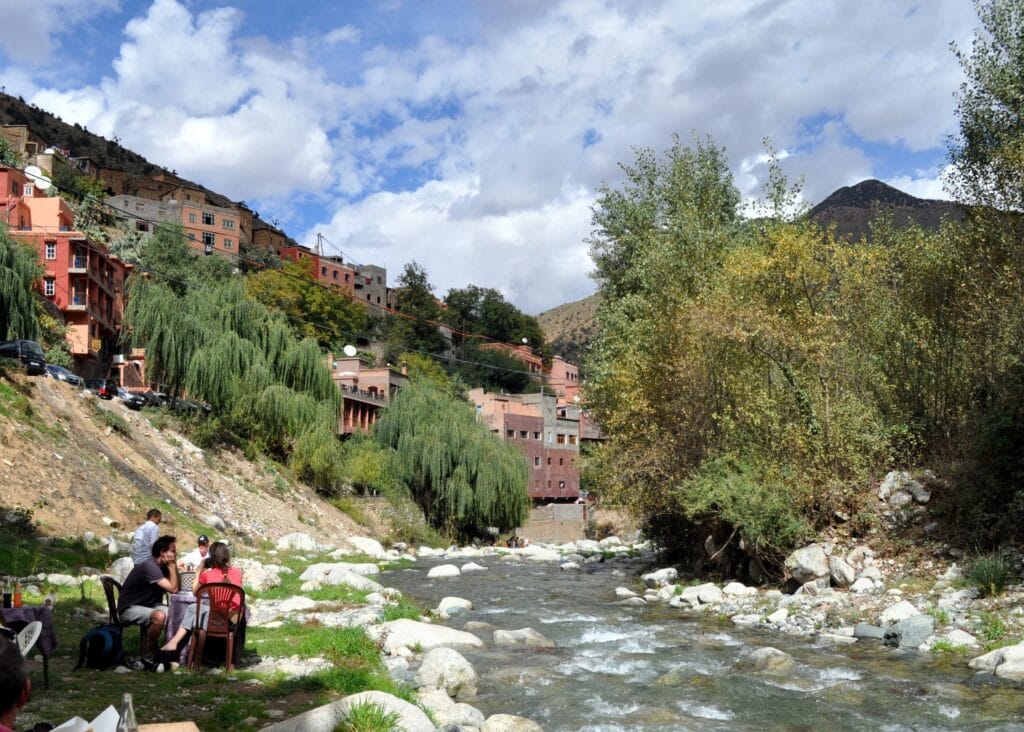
left=0, top=0, right=976, bottom=313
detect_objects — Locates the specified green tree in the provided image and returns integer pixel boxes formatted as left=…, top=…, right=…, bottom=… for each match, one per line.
left=246, top=258, right=367, bottom=352
left=0, top=137, right=21, bottom=167
left=0, top=226, right=40, bottom=341
left=948, top=0, right=1024, bottom=209
left=373, top=380, right=529, bottom=536
left=391, top=261, right=449, bottom=354
left=444, top=285, right=546, bottom=350
left=136, top=223, right=234, bottom=294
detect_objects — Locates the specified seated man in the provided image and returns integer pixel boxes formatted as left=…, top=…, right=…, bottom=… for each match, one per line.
left=0, top=637, right=31, bottom=732
left=117, top=535, right=179, bottom=658
left=178, top=534, right=210, bottom=570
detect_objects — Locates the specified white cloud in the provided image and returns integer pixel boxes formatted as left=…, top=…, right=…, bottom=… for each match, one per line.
left=325, top=25, right=360, bottom=45
left=0, top=0, right=119, bottom=61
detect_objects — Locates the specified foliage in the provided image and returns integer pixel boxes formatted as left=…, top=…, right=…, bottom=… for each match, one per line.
left=93, top=405, right=131, bottom=436
left=948, top=0, right=1024, bottom=209
left=390, top=261, right=449, bottom=354
left=968, top=554, right=1013, bottom=597
left=136, top=223, right=234, bottom=293
left=444, top=284, right=548, bottom=356
left=0, top=224, right=41, bottom=340
left=452, top=341, right=533, bottom=393
left=380, top=596, right=427, bottom=622
left=338, top=702, right=401, bottom=732
left=373, top=380, right=529, bottom=536
left=37, top=308, right=73, bottom=367
left=246, top=258, right=367, bottom=352
left=0, top=136, right=21, bottom=167
left=341, top=433, right=396, bottom=495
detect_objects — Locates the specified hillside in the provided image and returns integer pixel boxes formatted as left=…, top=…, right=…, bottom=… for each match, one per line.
left=537, top=293, right=600, bottom=367
left=0, top=371, right=368, bottom=545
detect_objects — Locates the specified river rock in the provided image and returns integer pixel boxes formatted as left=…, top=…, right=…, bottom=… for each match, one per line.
left=599, top=536, right=622, bottom=547
left=277, top=533, right=318, bottom=552
left=575, top=539, right=601, bottom=554
left=263, top=691, right=433, bottom=732
left=937, top=588, right=979, bottom=609
left=461, top=562, right=487, bottom=573
left=829, top=557, right=856, bottom=588
left=521, top=546, right=561, bottom=562
left=615, top=587, right=638, bottom=599
left=376, top=619, right=484, bottom=655
left=437, top=596, right=473, bottom=619
left=481, top=714, right=544, bottom=732
left=906, top=479, right=931, bottom=504
left=884, top=615, right=934, bottom=649
left=697, top=584, right=724, bottom=604
left=234, top=558, right=283, bottom=592
left=766, top=608, right=788, bottom=625
left=494, top=628, right=556, bottom=648
left=943, top=629, right=980, bottom=648
left=299, top=564, right=383, bottom=591
left=307, top=607, right=381, bottom=629
left=643, top=568, right=678, bottom=588
left=560, top=562, right=581, bottom=571
left=417, top=690, right=485, bottom=728
left=417, top=546, right=445, bottom=558
left=733, top=647, right=795, bottom=674
left=850, top=577, right=877, bottom=593
left=428, top=564, right=462, bottom=579
left=879, top=600, right=919, bottom=625
left=46, top=574, right=77, bottom=586
left=968, top=641, right=1024, bottom=681
left=248, top=596, right=319, bottom=626
left=107, top=557, right=135, bottom=585
left=617, top=596, right=648, bottom=606
left=722, top=581, right=757, bottom=598
left=889, top=491, right=913, bottom=508
left=784, top=544, right=830, bottom=584
left=854, top=623, right=886, bottom=640
left=249, top=655, right=332, bottom=679
left=415, top=647, right=478, bottom=698
left=346, top=536, right=388, bottom=559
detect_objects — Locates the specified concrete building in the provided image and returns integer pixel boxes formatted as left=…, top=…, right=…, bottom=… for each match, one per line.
left=331, top=354, right=409, bottom=434
left=353, top=264, right=388, bottom=315
left=105, top=194, right=182, bottom=237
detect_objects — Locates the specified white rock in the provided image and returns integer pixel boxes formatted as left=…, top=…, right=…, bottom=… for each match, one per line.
left=733, top=647, right=794, bottom=673
left=461, top=562, right=487, bottom=573
left=598, top=536, right=622, bottom=547
left=298, top=565, right=383, bottom=592
left=731, top=614, right=762, bottom=627
left=944, top=629, right=980, bottom=648
left=262, top=691, right=433, bottom=732
left=417, top=546, right=445, bottom=558
left=106, top=557, right=135, bottom=585
left=560, top=562, right=581, bottom=571
left=481, top=714, right=544, bottom=732
left=202, top=514, right=227, bottom=531
left=234, top=558, right=283, bottom=592
left=968, top=641, right=1024, bottom=681
left=766, top=608, right=789, bottom=625
left=277, top=533, right=318, bottom=552
left=784, top=544, right=830, bottom=584
left=493, top=628, right=555, bottom=648
left=46, top=574, right=77, bottom=586
left=878, top=470, right=909, bottom=500
left=906, top=480, right=931, bottom=504
left=617, top=596, right=647, bottom=606
left=858, top=565, right=883, bottom=581
left=817, top=633, right=858, bottom=645
left=642, top=567, right=678, bottom=588
left=249, top=655, right=332, bottom=680
left=378, top=619, right=484, bottom=655
left=889, top=491, right=913, bottom=508
left=346, top=536, right=388, bottom=559
left=415, top=647, right=478, bottom=698
left=829, top=557, right=856, bottom=588
left=428, top=564, right=462, bottom=579
left=850, top=578, right=877, bottom=593
left=615, top=587, right=638, bottom=599
left=723, top=582, right=757, bottom=598
left=879, top=600, right=919, bottom=625
left=697, top=585, right=724, bottom=604
left=656, top=585, right=676, bottom=602
left=437, top=596, right=472, bottom=620
left=939, top=564, right=963, bottom=581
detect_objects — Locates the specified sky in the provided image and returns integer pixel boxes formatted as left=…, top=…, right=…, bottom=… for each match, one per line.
left=0, top=0, right=977, bottom=314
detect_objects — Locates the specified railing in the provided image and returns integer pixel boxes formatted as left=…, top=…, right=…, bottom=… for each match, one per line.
left=339, top=383, right=387, bottom=403
left=70, top=256, right=87, bottom=271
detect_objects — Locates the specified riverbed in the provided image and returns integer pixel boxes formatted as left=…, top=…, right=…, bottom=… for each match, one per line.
left=382, top=557, right=1024, bottom=731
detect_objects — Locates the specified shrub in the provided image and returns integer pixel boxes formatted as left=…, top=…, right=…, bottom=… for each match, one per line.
left=338, top=702, right=400, bottom=732
left=969, top=554, right=1013, bottom=598
left=93, top=405, right=131, bottom=436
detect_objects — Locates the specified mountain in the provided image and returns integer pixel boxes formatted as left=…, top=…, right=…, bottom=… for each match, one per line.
left=807, top=179, right=965, bottom=242
left=537, top=293, right=600, bottom=368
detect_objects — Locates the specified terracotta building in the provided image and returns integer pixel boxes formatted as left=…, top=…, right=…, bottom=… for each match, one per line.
left=331, top=354, right=409, bottom=434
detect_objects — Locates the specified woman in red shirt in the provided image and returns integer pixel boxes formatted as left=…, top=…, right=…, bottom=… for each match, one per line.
left=160, top=542, right=243, bottom=653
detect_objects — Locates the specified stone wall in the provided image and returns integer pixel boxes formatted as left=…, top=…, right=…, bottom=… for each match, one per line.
left=519, top=503, right=587, bottom=544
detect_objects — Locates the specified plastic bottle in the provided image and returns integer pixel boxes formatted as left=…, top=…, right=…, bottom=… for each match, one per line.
left=116, top=692, right=138, bottom=732
left=12, top=581, right=22, bottom=608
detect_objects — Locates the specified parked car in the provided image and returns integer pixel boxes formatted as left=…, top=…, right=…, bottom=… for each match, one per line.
left=140, top=390, right=169, bottom=408
left=84, top=378, right=117, bottom=399
left=45, top=364, right=84, bottom=386
left=171, top=398, right=211, bottom=415
left=115, top=387, right=147, bottom=410
left=0, top=340, right=47, bottom=375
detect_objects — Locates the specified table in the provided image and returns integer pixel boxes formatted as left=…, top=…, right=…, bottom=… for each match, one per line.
left=166, top=592, right=246, bottom=666
left=2, top=604, right=57, bottom=688
left=139, top=723, right=200, bottom=731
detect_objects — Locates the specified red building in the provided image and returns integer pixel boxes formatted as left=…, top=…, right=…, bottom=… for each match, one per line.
left=278, top=245, right=356, bottom=296
left=1, top=166, right=131, bottom=366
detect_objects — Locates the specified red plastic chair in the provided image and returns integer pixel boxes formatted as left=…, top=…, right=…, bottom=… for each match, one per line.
left=186, top=582, right=245, bottom=672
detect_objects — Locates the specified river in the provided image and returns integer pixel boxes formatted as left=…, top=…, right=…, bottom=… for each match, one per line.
left=382, top=555, right=1024, bottom=731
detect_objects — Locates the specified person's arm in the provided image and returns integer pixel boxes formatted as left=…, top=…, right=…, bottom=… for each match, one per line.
left=155, top=561, right=179, bottom=594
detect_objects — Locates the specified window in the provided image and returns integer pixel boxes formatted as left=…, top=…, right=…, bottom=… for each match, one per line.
left=44, top=278, right=55, bottom=296
left=559, top=457, right=564, bottom=466
left=321, top=266, right=328, bottom=276
left=534, top=456, right=540, bottom=466
left=223, top=238, right=233, bottom=249
left=11, top=181, right=19, bottom=194
left=202, top=212, right=215, bottom=226
left=45, top=243, right=56, bottom=260
left=188, top=213, right=197, bottom=223
left=547, top=432, right=553, bottom=443
left=547, top=480, right=552, bottom=488
left=547, top=457, right=551, bottom=465
left=135, top=203, right=144, bottom=212
left=533, top=431, right=541, bottom=439
left=557, top=434, right=566, bottom=444
left=520, top=430, right=528, bottom=438
left=569, top=435, right=577, bottom=445
left=23, top=184, right=33, bottom=196
left=136, top=221, right=149, bottom=233
left=222, top=219, right=234, bottom=229
left=332, top=270, right=338, bottom=280
left=202, top=232, right=215, bottom=246
left=506, top=429, right=514, bottom=438
left=345, top=273, right=350, bottom=282
left=188, top=232, right=196, bottom=240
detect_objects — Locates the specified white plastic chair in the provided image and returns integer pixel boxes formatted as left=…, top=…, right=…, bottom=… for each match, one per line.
left=17, top=621, right=42, bottom=658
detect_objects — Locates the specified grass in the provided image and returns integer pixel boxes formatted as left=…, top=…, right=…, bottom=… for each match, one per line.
left=92, top=404, right=132, bottom=437
left=332, top=496, right=372, bottom=527
left=380, top=597, right=426, bottom=622
left=0, top=377, right=65, bottom=439
left=0, top=511, right=109, bottom=577
left=968, top=554, right=1013, bottom=598
left=926, top=607, right=951, bottom=626
left=339, top=701, right=401, bottom=732
left=930, top=639, right=972, bottom=656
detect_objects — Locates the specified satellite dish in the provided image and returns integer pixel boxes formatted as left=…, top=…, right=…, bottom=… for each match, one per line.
left=342, top=345, right=358, bottom=357
left=24, top=165, right=52, bottom=191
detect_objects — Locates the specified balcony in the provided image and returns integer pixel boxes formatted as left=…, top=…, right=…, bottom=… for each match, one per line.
left=67, top=294, right=87, bottom=311
left=69, top=256, right=87, bottom=273
left=339, top=383, right=386, bottom=404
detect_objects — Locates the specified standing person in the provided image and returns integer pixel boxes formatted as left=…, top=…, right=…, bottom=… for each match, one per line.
left=132, top=509, right=162, bottom=565
left=178, top=535, right=210, bottom=569
left=160, top=542, right=243, bottom=653
left=0, top=637, right=30, bottom=732
left=118, top=535, right=179, bottom=659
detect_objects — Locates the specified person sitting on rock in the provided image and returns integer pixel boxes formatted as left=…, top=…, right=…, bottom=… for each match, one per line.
left=118, top=535, right=179, bottom=659
left=0, top=637, right=31, bottom=732
left=160, top=541, right=243, bottom=653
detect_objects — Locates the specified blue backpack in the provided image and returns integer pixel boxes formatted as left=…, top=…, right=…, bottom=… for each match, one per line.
left=76, top=624, right=125, bottom=670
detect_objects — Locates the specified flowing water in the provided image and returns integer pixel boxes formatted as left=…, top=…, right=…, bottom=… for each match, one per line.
left=382, top=557, right=1024, bottom=731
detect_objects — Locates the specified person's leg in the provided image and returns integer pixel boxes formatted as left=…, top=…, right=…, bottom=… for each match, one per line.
left=145, top=608, right=167, bottom=657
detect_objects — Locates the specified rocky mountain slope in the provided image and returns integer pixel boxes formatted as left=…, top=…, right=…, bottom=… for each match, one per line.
left=0, top=372, right=364, bottom=544
left=536, top=293, right=600, bottom=368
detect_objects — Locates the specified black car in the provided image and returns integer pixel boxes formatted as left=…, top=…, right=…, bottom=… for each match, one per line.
left=45, top=364, right=84, bottom=386
left=84, top=378, right=117, bottom=399
left=115, top=387, right=147, bottom=410
left=0, top=340, right=46, bottom=375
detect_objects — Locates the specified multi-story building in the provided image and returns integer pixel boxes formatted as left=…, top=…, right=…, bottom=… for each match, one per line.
left=478, top=343, right=579, bottom=402
left=1, top=165, right=131, bottom=367
left=278, top=245, right=357, bottom=296
left=469, top=388, right=582, bottom=502
left=353, top=264, right=388, bottom=314
left=105, top=194, right=183, bottom=237
left=331, top=354, right=409, bottom=434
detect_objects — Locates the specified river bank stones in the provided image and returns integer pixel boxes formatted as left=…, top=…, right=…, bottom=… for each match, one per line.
left=415, top=647, right=478, bottom=698
left=732, top=647, right=795, bottom=674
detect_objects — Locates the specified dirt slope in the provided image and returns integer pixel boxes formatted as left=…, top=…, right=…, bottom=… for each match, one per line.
left=0, top=373, right=364, bottom=544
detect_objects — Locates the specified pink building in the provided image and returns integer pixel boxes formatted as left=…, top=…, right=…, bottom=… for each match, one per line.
left=331, top=355, right=409, bottom=434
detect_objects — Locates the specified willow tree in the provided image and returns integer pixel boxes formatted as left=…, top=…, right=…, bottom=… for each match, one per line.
left=0, top=226, right=40, bottom=341
left=373, top=380, right=529, bottom=536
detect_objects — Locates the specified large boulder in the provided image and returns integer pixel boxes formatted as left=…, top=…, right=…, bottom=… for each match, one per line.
left=277, top=533, right=318, bottom=552
left=968, top=641, right=1024, bottom=681
left=346, top=536, right=388, bottom=559
left=262, top=691, right=433, bottom=732
left=376, top=619, right=484, bottom=655
left=437, top=596, right=472, bottom=620
left=493, top=628, right=556, bottom=648
left=722, top=582, right=757, bottom=598
left=416, top=690, right=485, bottom=729
left=784, top=544, right=830, bottom=584
left=878, top=600, right=919, bottom=625
left=732, top=647, right=795, bottom=675
left=883, top=615, right=934, bottom=650
left=298, top=564, right=382, bottom=592
left=829, top=557, right=856, bottom=588
left=481, top=714, right=544, bottom=732
left=642, top=567, right=678, bottom=588
left=428, top=564, right=461, bottom=579
left=415, top=647, right=478, bottom=698
left=234, top=558, right=283, bottom=592
left=107, top=557, right=135, bottom=585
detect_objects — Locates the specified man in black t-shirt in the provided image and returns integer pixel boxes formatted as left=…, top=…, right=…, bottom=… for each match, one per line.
left=117, top=535, right=179, bottom=658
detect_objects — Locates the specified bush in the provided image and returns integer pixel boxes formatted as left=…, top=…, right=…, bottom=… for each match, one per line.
left=338, top=701, right=400, bottom=732
left=93, top=405, right=131, bottom=436
left=969, top=554, right=1013, bottom=598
